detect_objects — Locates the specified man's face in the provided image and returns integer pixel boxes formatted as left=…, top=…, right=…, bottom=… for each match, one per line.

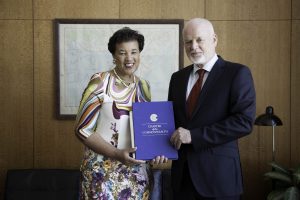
left=183, top=23, right=217, bottom=66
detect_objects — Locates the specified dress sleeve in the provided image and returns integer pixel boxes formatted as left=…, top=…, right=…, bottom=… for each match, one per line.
left=136, top=79, right=151, bottom=102
left=74, top=73, right=104, bottom=140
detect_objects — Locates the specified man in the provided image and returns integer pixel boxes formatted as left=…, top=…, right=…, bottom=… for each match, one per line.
left=169, top=18, right=256, bottom=200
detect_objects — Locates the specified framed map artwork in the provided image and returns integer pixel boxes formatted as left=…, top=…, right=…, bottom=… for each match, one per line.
left=55, top=19, right=184, bottom=119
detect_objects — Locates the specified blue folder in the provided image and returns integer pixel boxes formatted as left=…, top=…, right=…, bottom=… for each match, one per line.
left=130, top=101, right=178, bottom=160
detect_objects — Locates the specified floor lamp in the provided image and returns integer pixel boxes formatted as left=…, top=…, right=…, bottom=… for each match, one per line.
left=254, top=106, right=283, bottom=162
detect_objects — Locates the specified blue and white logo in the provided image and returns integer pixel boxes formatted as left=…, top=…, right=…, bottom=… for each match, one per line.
left=150, top=114, right=158, bottom=122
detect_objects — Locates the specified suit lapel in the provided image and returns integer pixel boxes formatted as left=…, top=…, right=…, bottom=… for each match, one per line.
left=178, top=65, right=193, bottom=120
left=189, top=57, right=226, bottom=120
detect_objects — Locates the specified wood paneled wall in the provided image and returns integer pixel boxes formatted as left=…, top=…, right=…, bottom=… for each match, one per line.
left=0, top=0, right=299, bottom=199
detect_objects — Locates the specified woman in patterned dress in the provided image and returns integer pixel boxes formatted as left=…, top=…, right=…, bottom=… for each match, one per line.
left=75, top=27, right=167, bottom=200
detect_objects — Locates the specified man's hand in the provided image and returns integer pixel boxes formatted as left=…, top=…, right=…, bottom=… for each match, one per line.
left=170, top=127, right=192, bottom=149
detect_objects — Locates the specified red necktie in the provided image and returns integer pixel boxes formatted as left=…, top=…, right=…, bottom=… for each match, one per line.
left=187, top=69, right=205, bottom=118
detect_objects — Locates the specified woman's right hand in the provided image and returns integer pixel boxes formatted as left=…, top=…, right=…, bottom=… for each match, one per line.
left=116, top=147, right=146, bottom=166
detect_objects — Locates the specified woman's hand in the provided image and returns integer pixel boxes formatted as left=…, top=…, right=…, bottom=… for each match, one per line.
left=150, top=155, right=168, bottom=165
left=116, top=147, right=145, bottom=165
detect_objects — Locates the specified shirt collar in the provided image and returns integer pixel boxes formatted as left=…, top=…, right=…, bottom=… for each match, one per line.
left=192, top=54, right=218, bottom=74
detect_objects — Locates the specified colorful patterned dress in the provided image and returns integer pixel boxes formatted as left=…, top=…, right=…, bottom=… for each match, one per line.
left=75, top=71, right=152, bottom=200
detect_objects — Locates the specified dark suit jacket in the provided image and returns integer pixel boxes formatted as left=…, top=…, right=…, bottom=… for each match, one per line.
left=168, top=56, right=256, bottom=197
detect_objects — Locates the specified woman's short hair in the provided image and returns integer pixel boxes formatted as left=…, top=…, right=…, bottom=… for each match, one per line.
left=108, top=27, right=144, bottom=54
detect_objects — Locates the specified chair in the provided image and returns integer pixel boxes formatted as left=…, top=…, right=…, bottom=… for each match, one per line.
left=4, top=169, right=80, bottom=200
left=4, top=168, right=172, bottom=200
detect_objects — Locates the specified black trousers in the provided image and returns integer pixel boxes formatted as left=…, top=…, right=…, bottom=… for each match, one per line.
left=173, top=163, right=240, bottom=200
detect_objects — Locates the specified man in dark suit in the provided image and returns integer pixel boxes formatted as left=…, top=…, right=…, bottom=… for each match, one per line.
left=169, top=18, right=256, bottom=200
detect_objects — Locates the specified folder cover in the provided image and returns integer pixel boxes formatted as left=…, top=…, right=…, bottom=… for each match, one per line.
left=130, top=101, right=178, bottom=160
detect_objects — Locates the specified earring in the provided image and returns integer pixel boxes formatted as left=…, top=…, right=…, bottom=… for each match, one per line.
left=113, top=59, right=116, bottom=64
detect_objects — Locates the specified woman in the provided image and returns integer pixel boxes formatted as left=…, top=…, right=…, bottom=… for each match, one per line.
left=75, top=27, right=166, bottom=200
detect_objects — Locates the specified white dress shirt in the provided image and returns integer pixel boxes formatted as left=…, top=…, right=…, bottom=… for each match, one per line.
left=186, top=54, right=218, bottom=100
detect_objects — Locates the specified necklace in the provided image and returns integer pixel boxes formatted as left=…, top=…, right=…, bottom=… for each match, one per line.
left=113, top=69, right=135, bottom=88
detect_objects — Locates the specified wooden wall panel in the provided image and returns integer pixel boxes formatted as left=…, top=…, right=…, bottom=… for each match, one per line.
left=33, top=0, right=119, bottom=19
left=120, top=0, right=162, bottom=19
left=33, top=21, right=82, bottom=168
left=0, top=0, right=32, bottom=19
left=213, top=20, right=291, bottom=199
left=121, top=0, right=205, bottom=20
left=0, top=20, right=34, bottom=198
left=161, top=0, right=204, bottom=19
left=206, top=0, right=291, bottom=20
left=291, top=20, right=300, bottom=166
left=293, top=0, right=300, bottom=19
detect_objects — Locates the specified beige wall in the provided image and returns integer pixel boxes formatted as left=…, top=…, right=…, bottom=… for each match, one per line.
left=0, top=0, right=299, bottom=199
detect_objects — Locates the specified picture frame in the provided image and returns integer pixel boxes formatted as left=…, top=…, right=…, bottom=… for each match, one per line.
left=54, top=19, right=184, bottom=119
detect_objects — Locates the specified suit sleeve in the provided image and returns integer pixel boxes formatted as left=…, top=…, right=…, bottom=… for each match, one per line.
left=191, top=66, right=256, bottom=150
left=168, top=74, right=174, bottom=101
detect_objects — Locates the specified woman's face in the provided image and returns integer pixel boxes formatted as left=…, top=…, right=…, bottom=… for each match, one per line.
left=113, top=40, right=140, bottom=77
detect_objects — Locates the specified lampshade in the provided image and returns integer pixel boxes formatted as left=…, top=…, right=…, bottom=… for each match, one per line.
left=255, top=106, right=283, bottom=126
